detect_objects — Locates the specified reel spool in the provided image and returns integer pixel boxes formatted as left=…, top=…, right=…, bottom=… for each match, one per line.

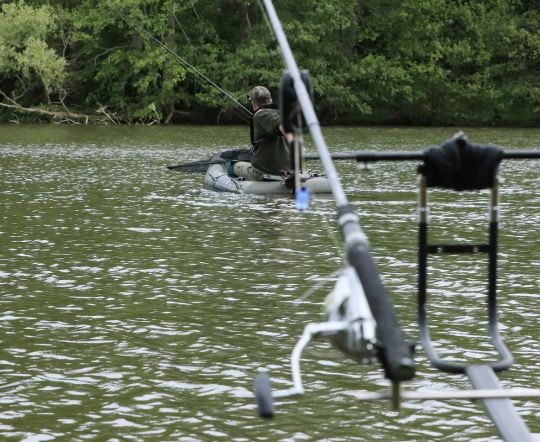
left=323, top=267, right=377, bottom=364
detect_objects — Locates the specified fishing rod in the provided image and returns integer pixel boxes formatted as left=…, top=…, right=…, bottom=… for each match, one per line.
left=166, top=147, right=254, bottom=172
left=259, top=0, right=415, bottom=383
left=118, top=12, right=253, bottom=123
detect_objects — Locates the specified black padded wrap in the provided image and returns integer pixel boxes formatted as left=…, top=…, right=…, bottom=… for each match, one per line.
left=419, top=135, right=503, bottom=190
left=337, top=203, right=415, bottom=382
left=347, top=241, right=415, bottom=382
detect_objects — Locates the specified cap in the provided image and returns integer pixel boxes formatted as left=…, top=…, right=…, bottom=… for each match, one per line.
left=249, top=86, right=272, bottom=104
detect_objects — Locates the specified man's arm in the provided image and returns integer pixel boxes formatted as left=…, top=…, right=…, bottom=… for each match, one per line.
left=279, top=125, right=294, bottom=143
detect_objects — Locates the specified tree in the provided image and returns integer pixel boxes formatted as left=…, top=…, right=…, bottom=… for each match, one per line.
left=0, top=1, right=66, bottom=117
left=0, top=0, right=538, bottom=125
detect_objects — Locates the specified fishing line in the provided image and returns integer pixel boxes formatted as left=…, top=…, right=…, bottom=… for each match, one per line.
left=118, top=12, right=254, bottom=123
left=319, top=210, right=347, bottom=261
left=291, top=209, right=349, bottom=305
left=292, top=268, right=342, bottom=305
left=256, top=0, right=277, bottom=44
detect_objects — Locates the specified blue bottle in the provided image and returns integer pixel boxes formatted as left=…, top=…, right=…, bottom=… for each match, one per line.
left=295, top=187, right=310, bottom=211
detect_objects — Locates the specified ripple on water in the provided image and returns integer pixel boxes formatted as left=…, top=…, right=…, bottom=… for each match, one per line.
left=1, top=126, right=540, bottom=440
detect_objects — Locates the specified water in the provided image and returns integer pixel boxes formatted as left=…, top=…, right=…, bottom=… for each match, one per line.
left=1, top=124, right=539, bottom=441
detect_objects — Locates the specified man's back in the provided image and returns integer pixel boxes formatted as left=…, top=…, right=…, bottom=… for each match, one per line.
left=251, top=107, right=290, bottom=175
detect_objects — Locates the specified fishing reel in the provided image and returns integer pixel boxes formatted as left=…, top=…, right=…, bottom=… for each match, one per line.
left=323, top=267, right=377, bottom=364
left=254, top=266, right=378, bottom=418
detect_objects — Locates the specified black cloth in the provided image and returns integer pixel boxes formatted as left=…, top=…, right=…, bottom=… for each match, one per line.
left=419, top=135, right=504, bottom=190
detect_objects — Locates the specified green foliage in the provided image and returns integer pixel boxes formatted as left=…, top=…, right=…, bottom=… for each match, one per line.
left=17, top=38, right=66, bottom=93
left=0, top=2, right=65, bottom=101
left=0, top=0, right=538, bottom=125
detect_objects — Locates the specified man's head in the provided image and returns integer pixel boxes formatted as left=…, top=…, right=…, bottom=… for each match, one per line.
left=249, top=86, right=272, bottom=109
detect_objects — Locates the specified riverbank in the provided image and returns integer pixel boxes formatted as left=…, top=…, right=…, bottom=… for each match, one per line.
left=2, top=106, right=539, bottom=128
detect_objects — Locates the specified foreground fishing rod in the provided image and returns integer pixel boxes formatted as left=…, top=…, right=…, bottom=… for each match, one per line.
left=118, top=12, right=253, bottom=123
left=254, top=0, right=415, bottom=403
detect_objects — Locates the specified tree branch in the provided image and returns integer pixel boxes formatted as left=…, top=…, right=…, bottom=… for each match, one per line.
left=93, top=46, right=129, bottom=66
left=0, top=89, right=96, bottom=124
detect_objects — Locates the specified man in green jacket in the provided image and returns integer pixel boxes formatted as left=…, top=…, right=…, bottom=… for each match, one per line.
left=233, top=86, right=291, bottom=181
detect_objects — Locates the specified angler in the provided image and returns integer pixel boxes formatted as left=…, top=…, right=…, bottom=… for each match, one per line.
left=232, top=86, right=290, bottom=181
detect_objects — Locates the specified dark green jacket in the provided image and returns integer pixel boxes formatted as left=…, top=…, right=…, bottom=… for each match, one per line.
left=250, top=106, right=290, bottom=175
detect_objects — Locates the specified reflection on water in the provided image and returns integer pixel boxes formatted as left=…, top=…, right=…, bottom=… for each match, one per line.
left=1, top=125, right=539, bottom=440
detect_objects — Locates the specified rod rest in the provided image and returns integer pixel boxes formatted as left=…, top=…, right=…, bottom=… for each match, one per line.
left=417, top=135, right=514, bottom=373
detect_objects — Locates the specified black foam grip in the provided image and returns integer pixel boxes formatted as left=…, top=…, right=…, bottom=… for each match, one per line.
left=348, top=241, right=415, bottom=382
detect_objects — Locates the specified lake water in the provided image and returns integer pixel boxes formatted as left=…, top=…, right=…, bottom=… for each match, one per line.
left=1, top=124, right=539, bottom=441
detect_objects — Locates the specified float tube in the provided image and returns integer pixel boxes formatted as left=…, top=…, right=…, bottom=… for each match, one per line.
left=202, top=149, right=331, bottom=194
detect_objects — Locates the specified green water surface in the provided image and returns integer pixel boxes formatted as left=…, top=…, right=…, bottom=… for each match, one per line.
left=1, top=124, right=539, bottom=441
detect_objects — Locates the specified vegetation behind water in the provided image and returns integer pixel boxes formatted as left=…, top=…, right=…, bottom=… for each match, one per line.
left=1, top=0, right=539, bottom=126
